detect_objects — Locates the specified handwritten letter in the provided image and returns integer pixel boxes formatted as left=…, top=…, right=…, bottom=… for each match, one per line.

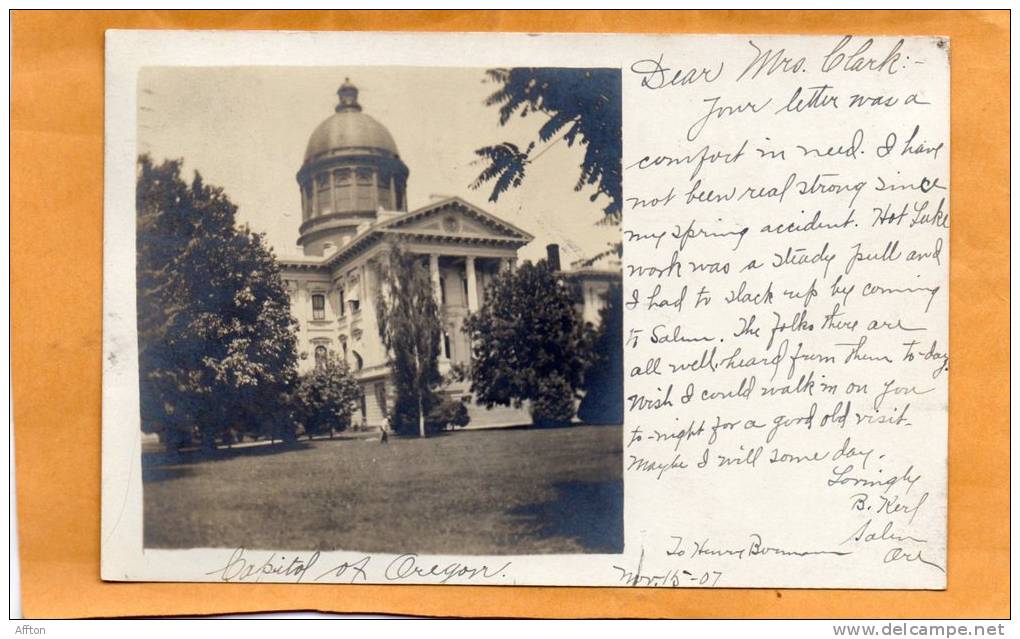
left=622, top=35, right=949, bottom=588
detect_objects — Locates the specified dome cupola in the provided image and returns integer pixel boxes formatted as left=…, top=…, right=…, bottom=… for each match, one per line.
left=296, top=79, right=410, bottom=256
left=336, top=79, right=361, bottom=112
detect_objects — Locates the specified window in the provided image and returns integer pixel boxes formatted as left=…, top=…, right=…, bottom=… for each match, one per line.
left=443, top=332, right=451, bottom=359
left=348, top=273, right=362, bottom=313
left=352, top=350, right=363, bottom=371
left=354, top=168, right=374, bottom=210
left=333, top=169, right=352, bottom=210
left=377, top=173, right=392, bottom=209
left=338, top=289, right=346, bottom=317
left=312, top=294, right=325, bottom=320
left=314, top=345, right=327, bottom=368
left=316, top=173, right=331, bottom=215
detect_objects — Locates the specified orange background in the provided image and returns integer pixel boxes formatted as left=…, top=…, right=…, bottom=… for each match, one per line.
left=11, top=10, right=1010, bottom=619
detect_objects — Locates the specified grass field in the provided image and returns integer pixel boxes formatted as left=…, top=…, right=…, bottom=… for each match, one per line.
left=143, top=424, right=622, bottom=555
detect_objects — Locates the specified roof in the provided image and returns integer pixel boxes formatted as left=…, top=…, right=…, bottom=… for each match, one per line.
left=570, top=249, right=622, bottom=272
left=304, top=110, right=400, bottom=162
left=278, top=196, right=534, bottom=271
left=377, top=196, right=535, bottom=242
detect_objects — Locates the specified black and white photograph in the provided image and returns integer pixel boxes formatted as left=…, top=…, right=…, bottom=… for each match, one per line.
left=134, top=65, right=625, bottom=556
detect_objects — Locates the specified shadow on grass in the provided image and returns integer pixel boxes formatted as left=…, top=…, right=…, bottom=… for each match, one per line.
left=509, top=479, right=624, bottom=554
left=142, top=441, right=314, bottom=477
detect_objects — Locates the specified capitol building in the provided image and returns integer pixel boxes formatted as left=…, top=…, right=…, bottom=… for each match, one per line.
left=278, top=80, right=619, bottom=429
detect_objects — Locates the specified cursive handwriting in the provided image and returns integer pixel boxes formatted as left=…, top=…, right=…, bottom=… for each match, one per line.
left=383, top=554, right=512, bottom=584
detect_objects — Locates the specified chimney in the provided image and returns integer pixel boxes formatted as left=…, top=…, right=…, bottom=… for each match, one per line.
left=546, top=243, right=561, bottom=271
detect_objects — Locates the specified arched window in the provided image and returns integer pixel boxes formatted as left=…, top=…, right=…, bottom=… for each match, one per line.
left=352, top=350, right=364, bottom=371
left=314, top=345, right=327, bottom=368
left=311, top=294, right=325, bottom=320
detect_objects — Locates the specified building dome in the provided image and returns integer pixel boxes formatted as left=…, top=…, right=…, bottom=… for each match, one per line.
left=295, top=79, right=410, bottom=256
left=304, top=109, right=400, bottom=162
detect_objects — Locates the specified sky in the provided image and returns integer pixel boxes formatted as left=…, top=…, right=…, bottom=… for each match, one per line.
left=138, top=66, right=619, bottom=265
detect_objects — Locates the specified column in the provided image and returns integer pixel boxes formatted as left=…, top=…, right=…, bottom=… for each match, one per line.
left=429, top=253, right=442, bottom=308
left=465, top=256, right=479, bottom=312
left=359, top=265, right=373, bottom=317
left=360, top=263, right=380, bottom=364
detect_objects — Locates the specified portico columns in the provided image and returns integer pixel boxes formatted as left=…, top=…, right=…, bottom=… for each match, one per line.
left=429, top=253, right=442, bottom=308
left=465, top=256, right=479, bottom=312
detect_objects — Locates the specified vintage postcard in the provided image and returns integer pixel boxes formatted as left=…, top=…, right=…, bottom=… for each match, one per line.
left=102, top=30, right=949, bottom=588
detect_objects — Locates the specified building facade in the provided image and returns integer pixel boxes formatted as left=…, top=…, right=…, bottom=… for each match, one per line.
left=279, top=80, right=617, bottom=429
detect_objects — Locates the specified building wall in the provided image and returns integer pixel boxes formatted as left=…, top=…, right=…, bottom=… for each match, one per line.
left=579, top=277, right=613, bottom=325
left=282, top=242, right=520, bottom=429
left=282, top=271, right=336, bottom=365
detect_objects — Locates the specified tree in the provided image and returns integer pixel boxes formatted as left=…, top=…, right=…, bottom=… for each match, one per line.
left=471, top=67, right=622, bottom=223
left=428, top=396, right=471, bottom=432
left=136, top=155, right=299, bottom=450
left=463, top=260, right=593, bottom=426
left=293, top=351, right=362, bottom=438
left=578, top=284, right=624, bottom=425
left=374, top=244, right=443, bottom=437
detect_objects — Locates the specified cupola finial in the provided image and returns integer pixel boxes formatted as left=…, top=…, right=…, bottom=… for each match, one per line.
left=336, top=78, right=362, bottom=113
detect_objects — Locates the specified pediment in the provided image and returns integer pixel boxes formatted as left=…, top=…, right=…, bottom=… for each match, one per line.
left=378, top=197, right=534, bottom=243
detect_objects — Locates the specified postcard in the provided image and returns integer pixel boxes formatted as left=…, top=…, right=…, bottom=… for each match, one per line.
left=102, top=30, right=949, bottom=588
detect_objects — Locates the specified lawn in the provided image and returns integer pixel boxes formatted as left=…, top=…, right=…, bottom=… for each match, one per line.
left=143, top=424, right=622, bottom=555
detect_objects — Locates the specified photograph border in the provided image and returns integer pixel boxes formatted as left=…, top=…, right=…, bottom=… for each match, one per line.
left=11, top=9, right=1009, bottom=619
left=132, top=63, right=625, bottom=557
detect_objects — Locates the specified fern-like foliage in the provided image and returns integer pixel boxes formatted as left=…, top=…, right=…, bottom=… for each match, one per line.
left=472, top=68, right=622, bottom=223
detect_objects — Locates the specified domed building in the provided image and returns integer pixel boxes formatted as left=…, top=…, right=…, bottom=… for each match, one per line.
left=296, top=80, right=410, bottom=255
left=278, top=80, right=535, bottom=429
